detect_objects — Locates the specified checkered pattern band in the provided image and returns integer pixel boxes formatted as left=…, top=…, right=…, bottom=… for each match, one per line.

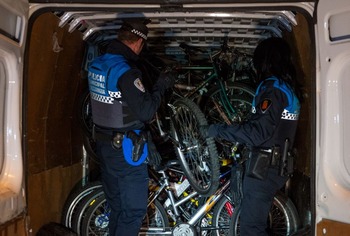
left=91, top=92, right=114, bottom=104
left=90, top=91, right=122, bottom=104
left=281, top=109, right=299, bottom=120
left=108, top=91, right=122, bottom=99
left=131, top=29, right=147, bottom=40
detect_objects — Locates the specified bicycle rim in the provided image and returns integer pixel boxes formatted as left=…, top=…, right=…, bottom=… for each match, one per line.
left=170, top=97, right=220, bottom=196
left=81, top=194, right=110, bottom=236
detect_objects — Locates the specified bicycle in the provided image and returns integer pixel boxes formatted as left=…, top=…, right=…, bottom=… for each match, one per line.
left=172, top=40, right=255, bottom=126
left=78, top=160, right=233, bottom=236
left=78, top=159, right=300, bottom=236
left=67, top=179, right=168, bottom=236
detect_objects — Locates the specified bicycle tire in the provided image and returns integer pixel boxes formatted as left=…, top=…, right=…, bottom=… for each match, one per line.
left=80, top=195, right=169, bottom=236
left=61, top=181, right=103, bottom=228
left=170, top=97, right=220, bottom=196
left=71, top=187, right=105, bottom=235
left=211, top=193, right=235, bottom=236
left=80, top=194, right=108, bottom=236
left=229, top=191, right=300, bottom=236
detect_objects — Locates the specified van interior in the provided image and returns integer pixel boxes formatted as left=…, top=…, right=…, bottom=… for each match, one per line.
left=4, top=1, right=318, bottom=235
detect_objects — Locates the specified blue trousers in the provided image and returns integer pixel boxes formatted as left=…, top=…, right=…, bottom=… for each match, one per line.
left=96, top=140, right=149, bottom=236
left=239, top=168, right=288, bottom=236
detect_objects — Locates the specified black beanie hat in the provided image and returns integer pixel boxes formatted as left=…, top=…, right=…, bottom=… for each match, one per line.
left=120, top=19, right=151, bottom=40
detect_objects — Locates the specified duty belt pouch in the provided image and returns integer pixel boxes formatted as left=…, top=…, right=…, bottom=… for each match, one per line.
left=111, top=132, right=124, bottom=149
left=246, top=149, right=271, bottom=180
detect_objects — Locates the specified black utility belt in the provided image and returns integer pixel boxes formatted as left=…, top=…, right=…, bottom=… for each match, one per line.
left=93, top=128, right=149, bottom=164
left=257, top=147, right=281, bottom=167
left=247, top=144, right=294, bottom=180
left=93, top=129, right=148, bottom=148
left=93, top=130, right=124, bottom=142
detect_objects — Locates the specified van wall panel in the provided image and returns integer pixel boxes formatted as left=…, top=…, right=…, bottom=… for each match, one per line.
left=26, top=12, right=88, bottom=234
left=27, top=12, right=85, bottom=173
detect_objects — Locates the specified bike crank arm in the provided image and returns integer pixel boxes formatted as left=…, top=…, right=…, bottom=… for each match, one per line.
left=139, top=227, right=172, bottom=235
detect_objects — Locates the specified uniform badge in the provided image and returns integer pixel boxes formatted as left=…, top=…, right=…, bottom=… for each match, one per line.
left=134, top=78, right=145, bottom=92
left=260, top=99, right=272, bottom=113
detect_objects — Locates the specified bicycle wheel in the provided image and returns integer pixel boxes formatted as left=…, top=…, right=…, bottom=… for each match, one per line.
left=71, top=187, right=105, bottom=235
left=80, top=194, right=109, bottom=236
left=211, top=193, right=235, bottom=236
left=80, top=195, right=170, bottom=236
left=229, top=191, right=300, bottom=236
left=202, top=82, right=255, bottom=125
left=170, top=97, right=220, bottom=196
left=61, top=181, right=103, bottom=228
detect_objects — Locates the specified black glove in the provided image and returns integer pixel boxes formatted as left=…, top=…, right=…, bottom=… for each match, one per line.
left=199, top=125, right=209, bottom=138
left=146, top=132, right=162, bottom=167
left=158, top=71, right=176, bottom=90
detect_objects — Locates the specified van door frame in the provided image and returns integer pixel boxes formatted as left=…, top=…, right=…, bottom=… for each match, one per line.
left=316, top=0, right=350, bottom=233
left=0, top=0, right=28, bottom=224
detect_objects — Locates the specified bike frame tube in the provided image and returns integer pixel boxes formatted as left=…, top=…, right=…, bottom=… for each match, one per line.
left=176, top=63, right=239, bottom=121
left=184, top=71, right=216, bottom=98
left=188, top=179, right=231, bottom=225
left=218, top=80, right=237, bottom=119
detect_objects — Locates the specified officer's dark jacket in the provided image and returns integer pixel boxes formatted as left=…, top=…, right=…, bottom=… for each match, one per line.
left=208, top=76, right=300, bottom=150
left=90, top=40, right=167, bottom=131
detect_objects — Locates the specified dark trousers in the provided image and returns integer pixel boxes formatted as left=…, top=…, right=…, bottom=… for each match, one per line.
left=96, top=140, right=149, bottom=236
left=239, top=167, right=288, bottom=236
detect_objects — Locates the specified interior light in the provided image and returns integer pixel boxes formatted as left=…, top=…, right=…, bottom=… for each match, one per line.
left=209, top=13, right=231, bottom=17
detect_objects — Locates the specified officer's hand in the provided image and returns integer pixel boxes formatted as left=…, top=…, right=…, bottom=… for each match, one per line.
left=199, top=125, right=209, bottom=138
left=147, top=132, right=162, bottom=167
left=158, top=71, right=176, bottom=90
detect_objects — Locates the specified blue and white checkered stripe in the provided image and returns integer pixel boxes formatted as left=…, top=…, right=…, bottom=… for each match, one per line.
left=131, top=29, right=147, bottom=40
left=91, top=90, right=122, bottom=104
left=281, top=109, right=299, bottom=120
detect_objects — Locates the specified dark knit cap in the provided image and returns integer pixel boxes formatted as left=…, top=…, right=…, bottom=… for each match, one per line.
left=120, top=19, right=151, bottom=40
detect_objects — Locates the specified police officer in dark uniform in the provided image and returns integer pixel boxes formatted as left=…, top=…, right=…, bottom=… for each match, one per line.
left=87, top=19, right=174, bottom=236
left=201, top=37, right=302, bottom=235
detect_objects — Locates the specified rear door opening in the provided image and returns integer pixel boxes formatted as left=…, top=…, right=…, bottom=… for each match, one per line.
left=0, top=0, right=347, bottom=235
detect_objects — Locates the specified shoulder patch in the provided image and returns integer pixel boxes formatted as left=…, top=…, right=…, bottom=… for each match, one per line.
left=134, top=78, right=145, bottom=92
left=260, top=99, right=272, bottom=113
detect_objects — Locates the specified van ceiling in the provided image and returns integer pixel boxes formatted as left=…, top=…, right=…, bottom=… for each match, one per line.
left=52, top=7, right=298, bottom=60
